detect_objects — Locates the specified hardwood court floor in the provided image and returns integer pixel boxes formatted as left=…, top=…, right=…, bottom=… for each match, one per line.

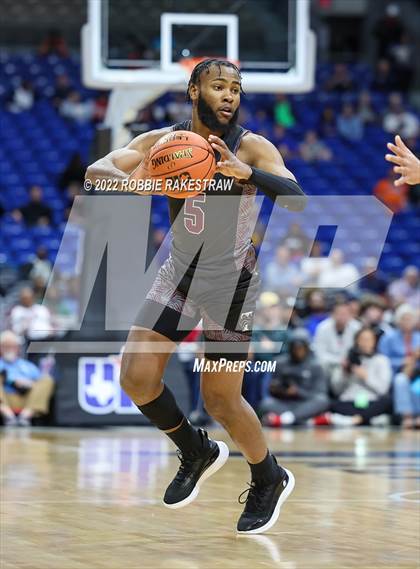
left=1, top=427, right=419, bottom=569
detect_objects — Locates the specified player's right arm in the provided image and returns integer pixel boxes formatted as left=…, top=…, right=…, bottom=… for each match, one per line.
left=85, top=127, right=171, bottom=190
left=385, top=135, right=420, bottom=186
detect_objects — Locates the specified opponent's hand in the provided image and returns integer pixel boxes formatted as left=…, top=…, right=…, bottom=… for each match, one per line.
left=208, top=135, right=252, bottom=179
left=385, top=135, right=420, bottom=186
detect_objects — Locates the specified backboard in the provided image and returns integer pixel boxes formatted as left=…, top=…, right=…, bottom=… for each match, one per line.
left=82, top=0, right=315, bottom=94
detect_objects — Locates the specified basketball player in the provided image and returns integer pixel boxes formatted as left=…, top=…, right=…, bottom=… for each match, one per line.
left=86, top=59, right=306, bottom=534
left=385, top=134, right=420, bottom=186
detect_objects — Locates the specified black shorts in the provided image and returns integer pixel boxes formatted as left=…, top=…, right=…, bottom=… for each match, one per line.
left=134, top=249, right=260, bottom=361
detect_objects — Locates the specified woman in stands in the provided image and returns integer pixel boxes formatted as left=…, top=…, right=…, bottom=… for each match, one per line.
left=329, top=327, right=392, bottom=426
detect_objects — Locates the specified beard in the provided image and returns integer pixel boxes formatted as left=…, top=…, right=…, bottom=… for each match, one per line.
left=197, top=94, right=239, bottom=135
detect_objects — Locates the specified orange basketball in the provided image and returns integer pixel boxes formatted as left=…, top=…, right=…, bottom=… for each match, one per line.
left=148, top=130, right=216, bottom=199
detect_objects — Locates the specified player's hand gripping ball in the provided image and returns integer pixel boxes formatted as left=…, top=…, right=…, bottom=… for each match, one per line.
left=136, top=131, right=216, bottom=198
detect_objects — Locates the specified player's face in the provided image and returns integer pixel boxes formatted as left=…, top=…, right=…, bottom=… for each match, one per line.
left=197, top=65, right=241, bottom=133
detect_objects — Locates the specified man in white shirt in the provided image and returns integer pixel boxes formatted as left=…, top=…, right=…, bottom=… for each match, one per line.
left=263, top=245, right=302, bottom=295
left=314, top=299, right=361, bottom=376
left=318, top=249, right=360, bottom=291
left=10, top=287, right=54, bottom=342
left=383, top=94, right=419, bottom=139
left=388, top=266, right=419, bottom=309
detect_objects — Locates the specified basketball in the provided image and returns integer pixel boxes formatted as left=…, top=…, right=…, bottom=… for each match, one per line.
left=148, top=130, right=216, bottom=198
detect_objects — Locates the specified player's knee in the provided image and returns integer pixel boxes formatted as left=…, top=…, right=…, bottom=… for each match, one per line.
left=202, top=392, right=240, bottom=422
left=119, top=352, right=158, bottom=399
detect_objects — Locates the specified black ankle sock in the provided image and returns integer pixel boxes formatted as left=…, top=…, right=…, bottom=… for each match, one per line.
left=137, top=385, right=203, bottom=455
left=248, top=451, right=283, bottom=483
left=166, top=417, right=205, bottom=456
left=137, top=385, right=183, bottom=430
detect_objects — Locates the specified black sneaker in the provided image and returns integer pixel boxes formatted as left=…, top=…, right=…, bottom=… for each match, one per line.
left=237, top=467, right=295, bottom=534
left=163, top=429, right=229, bottom=509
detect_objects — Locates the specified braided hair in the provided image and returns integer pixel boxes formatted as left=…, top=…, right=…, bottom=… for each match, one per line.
left=186, top=58, right=243, bottom=102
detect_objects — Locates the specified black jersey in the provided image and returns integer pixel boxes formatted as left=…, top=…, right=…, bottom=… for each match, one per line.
left=167, top=120, right=258, bottom=284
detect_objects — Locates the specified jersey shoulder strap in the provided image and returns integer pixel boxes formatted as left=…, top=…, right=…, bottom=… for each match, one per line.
left=224, top=124, right=248, bottom=154
left=171, top=120, right=192, bottom=132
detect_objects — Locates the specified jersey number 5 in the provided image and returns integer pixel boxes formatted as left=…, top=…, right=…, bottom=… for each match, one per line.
left=183, top=194, right=206, bottom=235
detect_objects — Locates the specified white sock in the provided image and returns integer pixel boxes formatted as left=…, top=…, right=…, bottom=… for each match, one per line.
left=280, top=411, right=295, bottom=425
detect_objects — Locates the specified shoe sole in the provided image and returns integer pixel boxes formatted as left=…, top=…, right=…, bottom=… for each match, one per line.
left=163, top=440, right=229, bottom=509
left=237, top=468, right=295, bottom=535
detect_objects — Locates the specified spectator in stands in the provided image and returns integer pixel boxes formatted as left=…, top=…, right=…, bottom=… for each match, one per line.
left=18, top=186, right=52, bottom=227
left=324, top=63, right=354, bottom=92
left=272, top=125, right=296, bottom=160
left=28, top=246, right=52, bottom=288
left=10, top=287, right=54, bottom=342
left=8, top=80, right=35, bottom=113
left=300, top=241, right=330, bottom=287
left=259, top=329, right=329, bottom=426
left=59, top=152, right=86, bottom=192
left=371, top=59, right=396, bottom=92
left=0, top=330, right=54, bottom=426
left=314, top=298, right=361, bottom=377
left=280, top=223, right=311, bottom=261
left=318, top=249, right=360, bottom=291
left=393, top=349, right=420, bottom=429
left=252, top=292, right=289, bottom=362
left=379, top=303, right=420, bottom=375
left=93, top=94, right=108, bottom=123
left=52, top=74, right=72, bottom=108
left=38, top=28, right=69, bottom=58
left=358, top=295, right=391, bottom=340
left=373, top=3, right=405, bottom=59
left=388, top=32, right=415, bottom=93
left=373, top=167, right=408, bottom=213
left=299, top=130, right=332, bottom=162
left=274, top=94, right=295, bottom=129
left=60, top=91, right=93, bottom=124
left=250, top=292, right=290, bottom=408
left=263, top=245, right=302, bottom=295
left=302, top=290, right=329, bottom=337
left=358, top=257, right=388, bottom=295
left=329, top=327, right=392, bottom=426
left=337, top=103, right=364, bottom=142
left=357, top=91, right=378, bottom=125
left=254, top=110, right=273, bottom=135
left=319, top=106, right=337, bottom=138
left=387, top=266, right=419, bottom=309
left=383, top=93, right=419, bottom=139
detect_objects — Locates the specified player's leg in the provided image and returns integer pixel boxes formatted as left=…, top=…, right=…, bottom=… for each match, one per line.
left=200, top=364, right=267, bottom=462
left=200, top=359, right=294, bottom=534
left=120, top=300, right=228, bottom=508
left=200, top=253, right=294, bottom=533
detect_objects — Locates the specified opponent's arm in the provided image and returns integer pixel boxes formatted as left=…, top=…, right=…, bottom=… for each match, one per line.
left=209, top=133, right=307, bottom=211
left=385, top=134, right=420, bottom=186
left=85, top=127, right=170, bottom=190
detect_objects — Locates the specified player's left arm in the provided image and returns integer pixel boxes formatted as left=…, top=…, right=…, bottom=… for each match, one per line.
left=209, top=133, right=307, bottom=211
